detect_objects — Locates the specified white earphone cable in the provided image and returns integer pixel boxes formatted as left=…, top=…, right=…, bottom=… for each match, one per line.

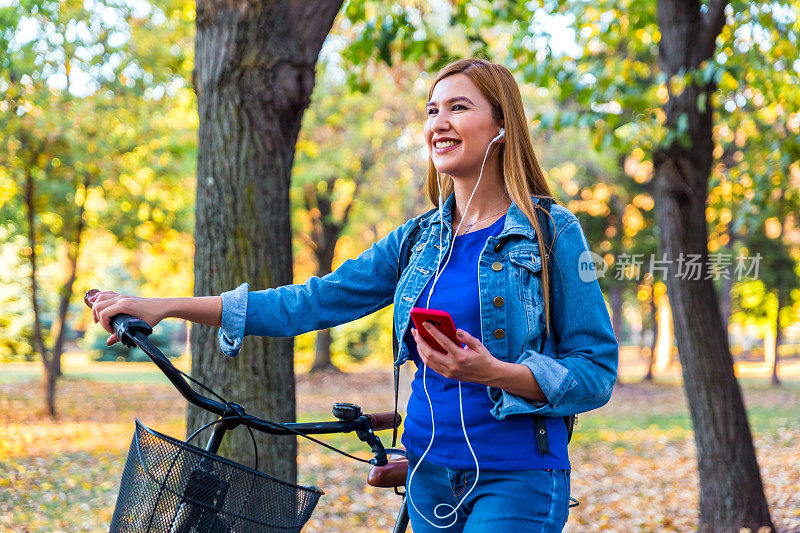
left=407, top=129, right=504, bottom=528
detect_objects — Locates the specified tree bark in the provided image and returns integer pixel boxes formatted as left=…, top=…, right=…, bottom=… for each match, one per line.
left=654, top=0, right=773, bottom=529
left=190, top=0, right=342, bottom=482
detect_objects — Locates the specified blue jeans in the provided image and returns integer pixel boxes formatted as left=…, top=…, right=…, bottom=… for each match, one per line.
left=404, top=451, right=570, bottom=532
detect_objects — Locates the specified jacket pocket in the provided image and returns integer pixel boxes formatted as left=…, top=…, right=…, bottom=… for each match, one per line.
left=507, top=250, right=543, bottom=305
left=507, top=250, right=545, bottom=341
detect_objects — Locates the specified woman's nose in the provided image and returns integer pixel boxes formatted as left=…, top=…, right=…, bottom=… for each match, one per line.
left=431, top=111, right=452, bottom=133
left=432, top=122, right=452, bottom=137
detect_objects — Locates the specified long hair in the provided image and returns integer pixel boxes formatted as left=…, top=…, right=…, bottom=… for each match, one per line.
left=424, top=58, right=558, bottom=335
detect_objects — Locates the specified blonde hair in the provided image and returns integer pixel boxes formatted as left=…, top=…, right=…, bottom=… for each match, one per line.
left=424, top=58, right=558, bottom=335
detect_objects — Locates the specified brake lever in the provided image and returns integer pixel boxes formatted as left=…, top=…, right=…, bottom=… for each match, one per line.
left=355, top=423, right=388, bottom=466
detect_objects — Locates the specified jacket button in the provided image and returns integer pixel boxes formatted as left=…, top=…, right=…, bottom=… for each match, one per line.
left=494, top=243, right=502, bottom=253
left=415, top=243, right=424, bottom=252
left=494, top=328, right=505, bottom=339
left=492, top=262, right=503, bottom=271
left=493, top=296, right=504, bottom=307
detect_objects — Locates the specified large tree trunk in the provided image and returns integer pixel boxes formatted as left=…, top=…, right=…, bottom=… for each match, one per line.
left=189, top=0, right=342, bottom=482
left=654, top=0, right=773, bottom=530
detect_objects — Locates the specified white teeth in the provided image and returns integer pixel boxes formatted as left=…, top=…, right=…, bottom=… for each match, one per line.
left=435, top=140, right=460, bottom=149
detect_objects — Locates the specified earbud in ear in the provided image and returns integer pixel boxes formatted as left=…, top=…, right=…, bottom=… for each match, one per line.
left=493, top=127, right=505, bottom=142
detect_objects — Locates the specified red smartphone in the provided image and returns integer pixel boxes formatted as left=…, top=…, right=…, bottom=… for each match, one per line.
left=410, top=307, right=460, bottom=352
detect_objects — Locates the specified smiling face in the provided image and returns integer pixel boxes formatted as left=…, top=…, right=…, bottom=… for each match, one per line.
left=424, top=73, right=504, bottom=179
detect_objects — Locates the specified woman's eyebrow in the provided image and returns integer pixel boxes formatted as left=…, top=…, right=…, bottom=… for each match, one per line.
left=425, top=96, right=475, bottom=108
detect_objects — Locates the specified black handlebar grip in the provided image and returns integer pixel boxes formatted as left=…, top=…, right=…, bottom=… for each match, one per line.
left=84, top=289, right=153, bottom=347
left=111, top=314, right=153, bottom=347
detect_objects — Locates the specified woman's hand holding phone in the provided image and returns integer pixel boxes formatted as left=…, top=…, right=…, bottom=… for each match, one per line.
left=409, top=308, right=502, bottom=385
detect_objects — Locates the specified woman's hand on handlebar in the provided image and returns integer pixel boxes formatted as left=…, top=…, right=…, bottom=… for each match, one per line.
left=89, top=291, right=165, bottom=346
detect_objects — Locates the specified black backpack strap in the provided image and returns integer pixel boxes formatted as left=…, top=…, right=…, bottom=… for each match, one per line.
left=536, top=198, right=580, bottom=510
left=391, top=208, right=436, bottom=447
left=532, top=197, right=577, bottom=453
left=534, top=416, right=550, bottom=454
left=533, top=198, right=553, bottom=455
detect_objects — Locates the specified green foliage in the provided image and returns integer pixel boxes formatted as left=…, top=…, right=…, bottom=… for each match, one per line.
left=341, top=0, right=800, bottom=203
left=730, top=224, right=800, bottom=330
left=338, top=0, right=800, bottom=342
left=0, top=0, right=196, bottom=368
left=331, top=307, right=393, bottom=364
left=0, top=232, right=34, bottom=362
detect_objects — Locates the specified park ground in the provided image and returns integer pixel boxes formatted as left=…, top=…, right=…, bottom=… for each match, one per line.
left=1, top=349, right=799, bottom=532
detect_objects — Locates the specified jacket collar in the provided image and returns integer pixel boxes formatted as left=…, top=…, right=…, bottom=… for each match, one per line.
left=419, top=191, right=539, bottom=240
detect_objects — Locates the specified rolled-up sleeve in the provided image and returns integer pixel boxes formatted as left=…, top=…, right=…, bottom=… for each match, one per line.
left=217, top=217, right=417, bottom=357
left=219, top=282, right=249, bottom=357
left=491, top=216, right=619, bottom=419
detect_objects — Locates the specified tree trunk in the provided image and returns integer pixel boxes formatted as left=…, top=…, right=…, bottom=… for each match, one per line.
left=654, top=0, right=773, bottom=529
left=772, top=291, right=782, bottom=386
left=643, top=288, right=658, bottom=382
left=718, top=265, right=733, bottom=336
left=312, top=329, right=338, bottom=372
left=50, top=181, right=88, bottom=379
left=25, top=163, right=57, bottom=418
left=609, top=284, right=624, bottom=348
left=190, top=0, right=342, bottom=482
left=653, top=289, right=674, bottom=374
left=305, top=179, right=350, bottom=373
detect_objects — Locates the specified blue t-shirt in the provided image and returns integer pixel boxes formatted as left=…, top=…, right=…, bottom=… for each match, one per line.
left=401, top=213, right=569, bottom=470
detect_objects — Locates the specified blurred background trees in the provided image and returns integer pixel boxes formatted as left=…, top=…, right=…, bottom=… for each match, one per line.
left=0, top=0, right=195, bottom=416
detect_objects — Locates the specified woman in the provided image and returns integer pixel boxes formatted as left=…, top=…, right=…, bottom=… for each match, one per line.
left=90, top=58, right=618, bottom=532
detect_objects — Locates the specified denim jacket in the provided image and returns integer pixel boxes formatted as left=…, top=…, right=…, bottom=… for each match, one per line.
left=219, top=192, right=618, bottom=420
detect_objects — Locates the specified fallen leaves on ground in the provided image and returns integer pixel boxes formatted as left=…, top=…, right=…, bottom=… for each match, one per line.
left=0, top=372, right=798, bottom=532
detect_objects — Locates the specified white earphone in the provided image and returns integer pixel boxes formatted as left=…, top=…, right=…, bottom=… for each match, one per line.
left=407, top=124, right=507, bottom=528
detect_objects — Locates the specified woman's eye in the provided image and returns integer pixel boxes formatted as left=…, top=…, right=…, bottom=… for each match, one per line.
left=426, top=104, right=467, bottom=116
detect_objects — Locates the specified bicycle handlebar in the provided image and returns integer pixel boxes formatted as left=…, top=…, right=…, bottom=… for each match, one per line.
left=83, top=289, right=400, bottom=464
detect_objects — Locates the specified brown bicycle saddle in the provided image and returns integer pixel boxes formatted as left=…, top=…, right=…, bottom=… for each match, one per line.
left=367, top=451, right=408, bottom=488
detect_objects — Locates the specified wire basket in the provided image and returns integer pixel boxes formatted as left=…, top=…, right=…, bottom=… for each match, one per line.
left=109, top=419, right=323, bottom=532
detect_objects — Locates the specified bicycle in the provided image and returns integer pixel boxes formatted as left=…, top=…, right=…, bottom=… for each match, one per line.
left=84, top=290, right=413, bottom=532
